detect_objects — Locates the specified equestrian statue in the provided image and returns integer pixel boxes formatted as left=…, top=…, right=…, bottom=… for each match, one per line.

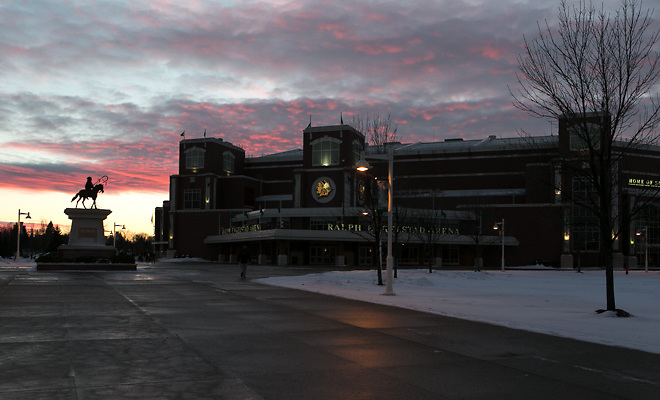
left=71, top=175, right=107, bottom=209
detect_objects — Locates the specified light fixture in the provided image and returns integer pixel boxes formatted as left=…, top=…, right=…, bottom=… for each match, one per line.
left=355, top=155, right=372, bottom=172
left=16, top=209, right=31, bottom=261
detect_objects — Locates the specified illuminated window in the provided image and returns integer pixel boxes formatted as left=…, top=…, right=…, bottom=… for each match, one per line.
left=312, top=137, right=340, bottom=166
left=184, top=189, right=201, bottom=209
left=223, top=151, right=235, bottom=174
left=185, top=147, right=205, bottom=170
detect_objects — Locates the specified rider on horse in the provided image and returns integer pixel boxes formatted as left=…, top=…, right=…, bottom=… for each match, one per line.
left=72, top=176, right=107, bottom=209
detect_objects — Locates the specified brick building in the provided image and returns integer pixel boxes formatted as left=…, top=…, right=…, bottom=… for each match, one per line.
left=154, top=116, right=660, bottom=268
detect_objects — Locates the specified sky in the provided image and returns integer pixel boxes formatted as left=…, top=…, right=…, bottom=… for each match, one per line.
left=255, top=267, right=660, bottom=354
left=0, top=0, right=645, bottom=235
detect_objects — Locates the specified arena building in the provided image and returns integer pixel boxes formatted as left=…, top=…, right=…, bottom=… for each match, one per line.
left=154, top=114, right=660, bottom=269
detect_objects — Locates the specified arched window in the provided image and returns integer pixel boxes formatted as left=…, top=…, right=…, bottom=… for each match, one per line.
left=185, top=147, right=205, bottom=170
left=223, top=151, right=235, bottom=174
left=311, top=137, right=340, bottom=166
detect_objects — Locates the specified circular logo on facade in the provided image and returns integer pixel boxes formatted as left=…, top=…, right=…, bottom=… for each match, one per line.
left=311, top=177, right=336, bottom=203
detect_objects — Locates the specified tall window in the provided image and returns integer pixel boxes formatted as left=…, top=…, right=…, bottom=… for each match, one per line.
left=312, top=137, right=340, bottom=166
left=185, top=147, right=205, bottom=170
left=352, top=140, right=363, bottom=165
left=571, top=178, right=599, bottom=251
left=223, top=151, right=235, bottom=175
left=441, top=245, right=460, bottom=265
left=358, top=246, right=372, bottom=266
left=184, top=189, right=201, bottom=209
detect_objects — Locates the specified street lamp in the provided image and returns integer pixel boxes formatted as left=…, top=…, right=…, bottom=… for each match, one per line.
left=16, top=209, right=31, bottom=261
left=113, top=223, right=125, bottom=248
left=636, top=226, right=648, bottom=273
left=356, top=147, right=395, bottom=295
left=493, top=218, right=505, bottom=271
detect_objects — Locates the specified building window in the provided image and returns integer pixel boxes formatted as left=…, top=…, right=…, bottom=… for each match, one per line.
left=358, top=246, right=372, bottom=266
left=310, top=218, right=333, bottom=230
left=223, top=151, right=235, bottom=175
left=185, top=147, right=205, bottom=170
left=184, top=189, right=201, bottom=209
left=573, top=226, right=600, bottom=251
left=352, top=140, right=363, bottom=165
left=398, top=245, right=419, bottom=265
left=569, top=123, right=601, bottom=151
left=310, top=245, right=336, bottom=264
left=571, top=178, right=599, bottom=251
left=311, top=137, right=340, bottom=166
left=442, top=245, right=459, bottom=265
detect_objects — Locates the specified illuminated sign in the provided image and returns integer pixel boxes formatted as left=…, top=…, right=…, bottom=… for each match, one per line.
left=327, top=224, right=459, bottom=235
left=220, top=223, right=460, bottom=235
left=628, top=178, right=660, bottom=188
left=220, top=224, right=262, bottom=235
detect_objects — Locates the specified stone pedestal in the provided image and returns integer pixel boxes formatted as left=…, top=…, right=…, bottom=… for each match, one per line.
left=58, top=208, right=116, bottom=260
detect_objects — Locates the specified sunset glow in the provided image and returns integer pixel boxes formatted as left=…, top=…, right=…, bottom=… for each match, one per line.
left=0, top=0, right=631, bottom=234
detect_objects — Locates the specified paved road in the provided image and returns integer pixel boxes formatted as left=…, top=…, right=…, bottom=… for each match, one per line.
left=0, top=261, right=658, bottom=399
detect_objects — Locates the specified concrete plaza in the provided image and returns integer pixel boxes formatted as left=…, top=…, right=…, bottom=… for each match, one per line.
left=0, top=261, right=658, bottom=399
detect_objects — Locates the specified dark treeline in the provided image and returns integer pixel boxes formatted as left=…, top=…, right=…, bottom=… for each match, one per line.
left=0, top=221, right=67, bottom=259
left=0, top=222, right=153, bottom=260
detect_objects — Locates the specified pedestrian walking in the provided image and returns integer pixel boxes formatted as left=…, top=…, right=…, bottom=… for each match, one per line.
left=239, top=245, right=249, bottom=279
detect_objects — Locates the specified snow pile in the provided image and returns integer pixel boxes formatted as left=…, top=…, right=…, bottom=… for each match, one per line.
left=257, top=269, right=660, bottom=354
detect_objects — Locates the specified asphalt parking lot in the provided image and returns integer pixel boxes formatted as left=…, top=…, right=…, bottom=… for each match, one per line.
left=1, top=261, right=658, bottom=399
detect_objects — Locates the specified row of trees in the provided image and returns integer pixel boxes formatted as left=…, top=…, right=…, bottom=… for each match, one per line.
left=0, top=221, right=67, bottom=259
left=0, top=221, right=153, bottom=260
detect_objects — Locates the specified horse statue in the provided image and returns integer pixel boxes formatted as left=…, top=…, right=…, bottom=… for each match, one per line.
left=71, top=184, right=104, bottom=209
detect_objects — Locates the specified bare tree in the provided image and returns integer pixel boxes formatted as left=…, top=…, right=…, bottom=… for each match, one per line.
left=352, top=176, right=388, bottom=285
left=511, top=0, right=660, bottom=311
left=410, top=207, right=448, bottom=273
left=350, top=112, right=398, bottom=150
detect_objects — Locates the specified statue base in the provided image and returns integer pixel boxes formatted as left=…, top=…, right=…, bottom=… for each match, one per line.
left=37, top=208, right=135, bottom=271
left=58, top=208, right=117, bottom=260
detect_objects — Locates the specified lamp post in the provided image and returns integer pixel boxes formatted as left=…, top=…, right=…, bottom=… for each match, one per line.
left=16, top=209, right=31, bottom=261
left=113, top=223, right=125, bottom=248
left=356, top=146, right=395, bottom=295
left=493, top=218, right=504, bottom=271
left=636, top=226, right=648, bottom=273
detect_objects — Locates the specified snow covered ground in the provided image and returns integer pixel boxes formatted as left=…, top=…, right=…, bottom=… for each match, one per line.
left=256, top=268, right=660, bottom=354
left=3, top=258, right=658, bottom=354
